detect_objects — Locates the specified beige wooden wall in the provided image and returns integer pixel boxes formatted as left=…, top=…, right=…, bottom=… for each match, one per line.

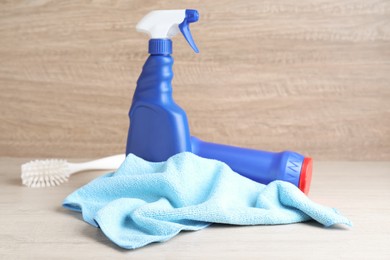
left=0, top=0, right=389, bottom=160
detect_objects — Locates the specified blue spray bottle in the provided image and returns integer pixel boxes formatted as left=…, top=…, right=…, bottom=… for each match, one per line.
left=126, top=10, right=199, bottom=162
left=191, top=137, right=312, bottom=194
left=126, top=9, right=313, bottom=194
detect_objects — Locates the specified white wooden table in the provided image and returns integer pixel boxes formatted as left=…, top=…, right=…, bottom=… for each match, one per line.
left=1, top=158, right=389, bottom=259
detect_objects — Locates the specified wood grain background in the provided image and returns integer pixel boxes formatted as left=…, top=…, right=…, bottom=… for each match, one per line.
left=0, top=0, right=389, bottom=160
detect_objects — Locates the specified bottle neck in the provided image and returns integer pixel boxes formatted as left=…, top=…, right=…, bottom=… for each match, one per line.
left=133, top=51, right=174, bottom=103
left=149, top=39, right=172, bottom=55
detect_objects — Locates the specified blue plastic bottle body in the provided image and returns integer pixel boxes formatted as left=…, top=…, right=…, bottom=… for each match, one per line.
left=126, top=53, right=192, bottom=162
left=191, top=137, right=304, bottom=186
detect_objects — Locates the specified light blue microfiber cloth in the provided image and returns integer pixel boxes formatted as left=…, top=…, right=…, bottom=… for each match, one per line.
left=63, top=152, right=351, bottom=249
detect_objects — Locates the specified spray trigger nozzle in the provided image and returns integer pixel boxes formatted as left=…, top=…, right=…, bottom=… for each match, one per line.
left=136, top=9, right=200, bottom=53
left=179, top=10, right=199, bottom=53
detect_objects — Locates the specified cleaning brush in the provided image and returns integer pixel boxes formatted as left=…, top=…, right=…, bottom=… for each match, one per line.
left=21, top=154, right=126, bottom=188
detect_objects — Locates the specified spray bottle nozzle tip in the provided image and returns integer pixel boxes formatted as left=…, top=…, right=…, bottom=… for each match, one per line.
left=186, top=9, right=199, bottom=23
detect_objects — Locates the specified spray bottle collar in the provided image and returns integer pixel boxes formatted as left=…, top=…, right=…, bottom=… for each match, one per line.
left=149, top=39, right=172, bottom=55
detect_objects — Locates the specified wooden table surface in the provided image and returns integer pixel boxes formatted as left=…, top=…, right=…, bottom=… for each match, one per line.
left=1, top=158, right=389, bottom=259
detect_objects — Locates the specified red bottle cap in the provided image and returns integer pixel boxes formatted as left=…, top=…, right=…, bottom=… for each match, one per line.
left=299, top=157, right=313, bottom=195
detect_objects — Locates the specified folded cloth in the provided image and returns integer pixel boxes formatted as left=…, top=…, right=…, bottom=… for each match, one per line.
left=63, top=152, right=351, bottom=249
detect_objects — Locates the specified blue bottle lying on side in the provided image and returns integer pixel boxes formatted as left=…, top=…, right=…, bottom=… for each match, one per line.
left=126, top=9, right=312, bottom=194
left=191, top=137, right=312, bottom=194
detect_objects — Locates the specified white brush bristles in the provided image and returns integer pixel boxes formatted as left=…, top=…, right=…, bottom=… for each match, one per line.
left=21, top=159, right=71, bottom=188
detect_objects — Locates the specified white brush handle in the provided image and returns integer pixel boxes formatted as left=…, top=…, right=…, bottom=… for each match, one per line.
left=67, top=154, right=126, bottom=175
